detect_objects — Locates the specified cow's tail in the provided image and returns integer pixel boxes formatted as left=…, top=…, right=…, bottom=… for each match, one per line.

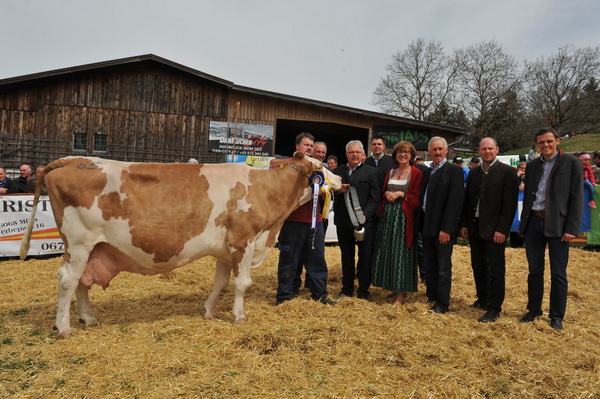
left=20, top=158, right=71, bottom=260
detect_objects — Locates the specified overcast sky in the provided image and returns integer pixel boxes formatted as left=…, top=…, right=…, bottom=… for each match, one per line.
left=2, top=0, right=600, bottom=111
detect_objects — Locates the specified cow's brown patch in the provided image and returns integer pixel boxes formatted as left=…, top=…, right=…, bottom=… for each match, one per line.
left=116, top=163, right=213, bottom=263
left=215, top=161, right=309, bottom=268
left=98, top=192, right=127, bottom=221
left=45, top=157, right=108, bottom=231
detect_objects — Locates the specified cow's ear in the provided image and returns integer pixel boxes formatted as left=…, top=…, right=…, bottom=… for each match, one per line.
left=293, top=151, right=305, bottom=160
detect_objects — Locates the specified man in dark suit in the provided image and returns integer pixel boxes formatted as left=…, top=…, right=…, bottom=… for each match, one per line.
left=333, top=140, right=380, bottom=299
left=460, top=138, right=519, bottom=322
left=518, top=128, right=583, bottom=330
left=419, top=136, right=464, bottom=313
left=365, top=134, right=395, bottom=189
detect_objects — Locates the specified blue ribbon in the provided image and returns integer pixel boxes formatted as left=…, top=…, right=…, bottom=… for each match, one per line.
left=310, top=172, right=325, bottom=229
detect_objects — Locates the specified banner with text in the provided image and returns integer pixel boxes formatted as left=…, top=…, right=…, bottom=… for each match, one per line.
left=0, top=195, right=64, bottom=258
left=373, top=125, right=431, bottom=151
left=209, top=121, right=274, bottom=156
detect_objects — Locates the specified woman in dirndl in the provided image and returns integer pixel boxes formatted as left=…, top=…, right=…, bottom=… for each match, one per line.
left=371, top=141, right=423, bottom=305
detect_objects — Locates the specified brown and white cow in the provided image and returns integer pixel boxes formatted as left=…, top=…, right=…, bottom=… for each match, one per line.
left=20, top=152, right=341, bottom=338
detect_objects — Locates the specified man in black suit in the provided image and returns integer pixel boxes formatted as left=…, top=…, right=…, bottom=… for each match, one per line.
left=365, top=134, right=395, bottom=189
left=333, top=140, right=380, bottom=299
left=419, top=136, right=464, bottom=313
left=460, top=138, right=519, bottom=322
left=518, top=128, right=583, bottom=330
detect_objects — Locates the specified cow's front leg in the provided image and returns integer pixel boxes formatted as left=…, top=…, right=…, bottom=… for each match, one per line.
left=204, top=260, right=232, bottom=319
left=75, top=283, right=97, bottom=327
left=232, top=263, right=252, bottom=323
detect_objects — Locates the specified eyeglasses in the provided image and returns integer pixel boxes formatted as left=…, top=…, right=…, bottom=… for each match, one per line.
left=397, top=151, right=411, bottom=155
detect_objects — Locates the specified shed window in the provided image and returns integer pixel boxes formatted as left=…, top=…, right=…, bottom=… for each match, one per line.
left=73, top=133, right=87, bottom=151
left=93, top=134, right=107, bottom=153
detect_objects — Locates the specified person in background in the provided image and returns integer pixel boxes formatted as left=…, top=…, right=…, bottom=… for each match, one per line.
left=0, top=167, right=14, bottom=195
left=518, top=128, right=583, bottom=330
left=26, top=165, right=48, bottom=195
left=592, top=151, right=600, bottom=183
left=579, top=153, right=597, bottom=208
left=460, top=138, right=519, bottom=322
left=333, top=140, right=380, bottom=299
left=313, top=142, right=328, bottom=166
left=469, top=157, right=480, bottom=170
left=419, top=137, right=464, bottom=314
left=10, top=164, right=32, bottom=193
left=273, top=133, right=335, bottom=306
left=327, top=155, right=338, bottom=170
left=365, top=135, right=395, bottom=189
left=516, top=162, right=526, bottom=191
left=453, top=156, right=469, bottom=185
left=371, top=142, right=423, bottom=305
left=414, top=156, right=424, bottom=166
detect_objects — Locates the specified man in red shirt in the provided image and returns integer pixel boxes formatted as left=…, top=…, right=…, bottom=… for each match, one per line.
left=273, top=133, right=335, bottom=305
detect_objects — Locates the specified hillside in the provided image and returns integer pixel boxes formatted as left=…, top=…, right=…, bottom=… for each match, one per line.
left=506, top=133, right=600, bottom=155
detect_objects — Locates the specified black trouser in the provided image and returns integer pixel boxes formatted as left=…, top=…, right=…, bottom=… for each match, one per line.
left=422, top=236, right=454, bottom=307
left=337, top=225, right=375, bottom=297
left=469, top=225, right=506, bottom=312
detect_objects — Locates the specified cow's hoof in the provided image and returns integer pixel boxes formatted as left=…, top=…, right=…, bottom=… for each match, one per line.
left=204, top=310, right=216, bottom=319
left=56, top=329, right=72, bottom=339
left=79, top=316, right=98, bottom=327
left=234, top=316, right=247, bottom=324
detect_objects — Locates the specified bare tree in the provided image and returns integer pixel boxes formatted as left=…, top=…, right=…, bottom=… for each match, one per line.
left=372, top=38, right=456, bottom=120
left=452, top=40, right=522, bottom=142
left=524, top=45, right=600, bottom=132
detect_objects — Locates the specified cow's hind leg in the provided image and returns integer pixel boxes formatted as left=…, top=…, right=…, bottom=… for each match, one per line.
left=204, top=259, right=232, bottom=319
left=76, top=284, right=97, bottom=327
left=232, top=262, right=253, bottom=323
left=55, top=253, right=89, bottom=338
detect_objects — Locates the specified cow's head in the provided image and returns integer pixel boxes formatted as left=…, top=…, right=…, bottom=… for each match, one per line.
left=288, top=151, right=342, bottom=206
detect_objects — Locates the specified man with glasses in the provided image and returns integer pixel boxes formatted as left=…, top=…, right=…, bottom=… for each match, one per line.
left=333, top=140, right=380, bottom=299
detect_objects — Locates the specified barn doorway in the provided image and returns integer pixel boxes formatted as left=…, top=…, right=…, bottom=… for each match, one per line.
left=274, top=119, right=370, bottom=164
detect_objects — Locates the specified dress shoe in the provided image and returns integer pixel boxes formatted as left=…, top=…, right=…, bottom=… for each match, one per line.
left=478, top=309, right=500, bottom=323
left=336, top=293, right=349, bottom=300
left=429, top=302, right=448, bottom=314
left=519, top=311, right=542, bottom=323
left=550, top=319, right=563, bottom=330
left=357, top=292, right=370, bottom=300
left=470, top=299, right=488, bottom=310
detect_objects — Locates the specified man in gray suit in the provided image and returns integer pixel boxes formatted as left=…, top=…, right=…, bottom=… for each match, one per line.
left=518, top=128, right=583, bottom=330
left=460, top=138, right=519, bottom=322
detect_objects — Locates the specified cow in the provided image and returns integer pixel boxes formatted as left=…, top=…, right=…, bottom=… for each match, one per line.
left=20, top=152, right=341, bottom=338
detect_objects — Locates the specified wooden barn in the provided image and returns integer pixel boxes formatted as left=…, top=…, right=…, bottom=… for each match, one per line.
left=0, top=54, right=465, bottom=170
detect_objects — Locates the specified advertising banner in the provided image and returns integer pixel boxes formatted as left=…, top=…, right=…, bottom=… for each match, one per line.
left=373, top=125, right=430, bottom=151
left=209, top=121, right=274, bottom=156
left=0, top=195, right=63, bottom=257
left=587, top=186, right=600, bottom=244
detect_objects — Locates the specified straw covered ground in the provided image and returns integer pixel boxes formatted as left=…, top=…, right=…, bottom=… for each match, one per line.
left=1, top=245, right=599, bottom=398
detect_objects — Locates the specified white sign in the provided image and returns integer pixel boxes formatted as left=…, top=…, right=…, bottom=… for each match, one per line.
left=0, top=195, right=64, bottom=257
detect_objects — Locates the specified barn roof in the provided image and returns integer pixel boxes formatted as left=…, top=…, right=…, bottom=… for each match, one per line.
left=0, top=53, right=465, bottom=135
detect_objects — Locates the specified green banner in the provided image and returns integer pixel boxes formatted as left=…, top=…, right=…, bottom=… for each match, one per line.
left=588, top=186, right=600, bottom=245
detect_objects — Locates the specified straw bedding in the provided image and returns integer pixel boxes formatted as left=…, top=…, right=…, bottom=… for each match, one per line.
left=1, top=245, right=598, bottom=398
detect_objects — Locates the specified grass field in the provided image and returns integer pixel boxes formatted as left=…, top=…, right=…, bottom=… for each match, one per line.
left=506, top=133, right=600, bottom=156
left=1, top=246, right=599, bottom=398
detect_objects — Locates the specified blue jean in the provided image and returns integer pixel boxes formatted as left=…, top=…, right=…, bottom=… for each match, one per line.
left=524, top=214, right=569, bottom=321
left=276, top=221, right=328, bottom=302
